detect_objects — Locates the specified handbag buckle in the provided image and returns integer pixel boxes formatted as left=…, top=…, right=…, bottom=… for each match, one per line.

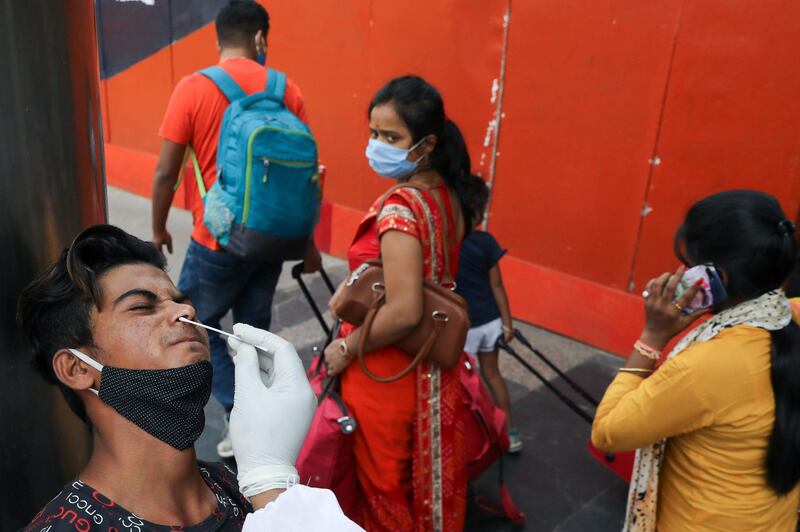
left=337, top=416, right=357, bottom=434
left=432, top=310, right=449, bottom=322
left=346, top=263, right=370, bottom=286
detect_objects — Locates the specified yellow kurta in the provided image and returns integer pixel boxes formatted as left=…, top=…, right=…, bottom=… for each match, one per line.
left=592, top=319, right=800, bottom=531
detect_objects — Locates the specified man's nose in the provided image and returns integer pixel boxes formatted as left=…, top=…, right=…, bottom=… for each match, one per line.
left=168, top=299, right=197, bottom=323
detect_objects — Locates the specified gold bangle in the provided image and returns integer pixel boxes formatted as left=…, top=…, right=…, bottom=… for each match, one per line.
left=619, top=367, right=653, bottom=375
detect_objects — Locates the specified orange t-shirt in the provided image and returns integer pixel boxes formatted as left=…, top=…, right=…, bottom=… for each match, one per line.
left=158, top=57, right=308, bottom=250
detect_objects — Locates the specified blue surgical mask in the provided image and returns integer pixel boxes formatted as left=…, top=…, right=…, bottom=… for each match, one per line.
left=256, top=52, right=266, bottom=66
left=365, top=137, right=426, bottom=180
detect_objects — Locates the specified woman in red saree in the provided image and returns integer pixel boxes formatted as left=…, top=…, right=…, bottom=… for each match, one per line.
left=324, top=76, right=487, bottom=531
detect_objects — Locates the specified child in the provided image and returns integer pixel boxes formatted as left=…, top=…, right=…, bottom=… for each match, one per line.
left=456, top=211, right=523, bottom=453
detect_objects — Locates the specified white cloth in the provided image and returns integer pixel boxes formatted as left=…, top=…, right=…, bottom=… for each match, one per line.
left=464, top=317, right=503, bottom=355
left=242, top=485, right=363, bottom=531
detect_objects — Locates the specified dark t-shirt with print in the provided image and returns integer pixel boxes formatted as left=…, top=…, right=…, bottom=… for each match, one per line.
left=24, top=461, right=252, bottom=532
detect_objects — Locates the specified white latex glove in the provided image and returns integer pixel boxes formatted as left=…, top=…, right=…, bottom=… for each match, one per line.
left=228, top=323, right=317, bottom=499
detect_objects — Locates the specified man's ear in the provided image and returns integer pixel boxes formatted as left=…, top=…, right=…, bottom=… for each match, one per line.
left=52, top=349, right=98, bottom=392
left=254, top=29, right=267, bottom=53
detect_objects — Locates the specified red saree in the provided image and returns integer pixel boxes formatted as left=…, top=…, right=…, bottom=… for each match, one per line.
left=339, top=184, right=468, bottom=531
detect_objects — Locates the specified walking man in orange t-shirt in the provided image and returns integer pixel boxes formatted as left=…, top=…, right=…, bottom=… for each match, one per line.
left=151, top=0, right=320, bottom=457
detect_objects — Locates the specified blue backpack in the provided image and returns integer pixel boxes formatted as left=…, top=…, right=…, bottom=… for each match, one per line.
left=184, top=66, right=320, bottom=262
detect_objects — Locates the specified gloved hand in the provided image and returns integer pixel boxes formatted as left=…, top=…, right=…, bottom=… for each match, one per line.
left=227, top=323, right=317, bottom=499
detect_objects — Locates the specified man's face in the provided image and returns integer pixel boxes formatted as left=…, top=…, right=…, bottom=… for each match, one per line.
left=89, top=263, right=210, bottom=370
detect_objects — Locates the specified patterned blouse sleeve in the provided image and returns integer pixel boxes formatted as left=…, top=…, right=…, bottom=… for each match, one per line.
left=376, top=192, right=421, bottom=240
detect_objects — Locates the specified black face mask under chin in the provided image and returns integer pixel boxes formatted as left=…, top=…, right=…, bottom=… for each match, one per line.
left=69, top=349, right=212, bottom=450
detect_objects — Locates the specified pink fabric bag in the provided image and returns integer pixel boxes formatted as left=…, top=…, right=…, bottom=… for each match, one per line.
left=296, top=356, right=359, bottom=518
left=459, top=353, right=525, bottom=524
left=460, top=353, right=509, bottom=479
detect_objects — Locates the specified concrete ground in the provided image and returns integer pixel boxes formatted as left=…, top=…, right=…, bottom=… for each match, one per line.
left=108, top=186, right=628, bottom=531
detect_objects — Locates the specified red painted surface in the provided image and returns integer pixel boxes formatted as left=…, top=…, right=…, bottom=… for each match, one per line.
left=105, top=143, right=190, bottom=209
left=489, top=1, right=684, bottom=291
left=101, top=1, right=800, bottom=355
left=501, top=255, right=644, bottom=355
left=629, top=1, right=800, bottom=291
left=105, top=47, right=173, bottom=154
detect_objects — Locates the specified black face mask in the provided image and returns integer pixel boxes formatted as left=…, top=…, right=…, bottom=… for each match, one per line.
left=69, top=349, right=212, bottom=450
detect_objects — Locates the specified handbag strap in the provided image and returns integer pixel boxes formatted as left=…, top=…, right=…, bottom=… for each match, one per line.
left=376, top=183, right=456, bottom=285
left=355, top=183, right=454, bottom=383
left=355, top=285, right=447, bottom=383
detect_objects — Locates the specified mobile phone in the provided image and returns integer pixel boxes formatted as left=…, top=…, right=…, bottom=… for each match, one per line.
left=673, top=264, right=727, bottom=314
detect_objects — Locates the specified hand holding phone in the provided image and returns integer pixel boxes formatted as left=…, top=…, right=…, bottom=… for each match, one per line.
left=673, top=264, right=727, bottom=314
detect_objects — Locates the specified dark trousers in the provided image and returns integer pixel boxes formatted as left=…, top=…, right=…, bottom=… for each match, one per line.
left=178, top=239, right=282, bottom=413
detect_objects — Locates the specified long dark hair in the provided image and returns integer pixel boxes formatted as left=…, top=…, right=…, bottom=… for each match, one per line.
left=675, top=190, right=799, bottom=494
left=369, top=75, right=488, bottom=229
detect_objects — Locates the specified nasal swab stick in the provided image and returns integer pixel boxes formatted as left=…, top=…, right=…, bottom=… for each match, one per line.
left=179, top=317, right=269, bottom=353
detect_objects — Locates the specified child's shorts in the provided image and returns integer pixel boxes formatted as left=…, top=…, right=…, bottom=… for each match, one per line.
left=464, top=317, right=503, bottom=355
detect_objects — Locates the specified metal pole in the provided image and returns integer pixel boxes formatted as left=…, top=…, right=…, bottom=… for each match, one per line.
left=0, top=0, right=106, bottom=527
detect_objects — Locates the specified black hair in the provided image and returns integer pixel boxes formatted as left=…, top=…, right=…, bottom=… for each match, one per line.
left=369, top=75, right=488, bottom=230
left=216, top=0, right=269, bottom=48
left=16, top=224, right=166, bottom=424
left=675, top=189, right=800, bottom=494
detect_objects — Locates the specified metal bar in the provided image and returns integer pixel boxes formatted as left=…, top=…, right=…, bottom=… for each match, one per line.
left=498, top=342, right=594, bottom=424
left=512, top=330, right=600, bottom=407
left=0, top=1, right=105, bottom=525
left=319, top=266, right=336, bottom=294
left=291, top=262, right=332, bottom=338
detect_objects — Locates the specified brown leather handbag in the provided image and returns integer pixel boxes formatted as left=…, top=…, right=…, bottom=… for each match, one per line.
left=330, top=184, right=470, bottom=383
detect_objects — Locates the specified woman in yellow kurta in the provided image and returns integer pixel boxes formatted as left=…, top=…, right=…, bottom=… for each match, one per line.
left=592, top=190, right=800, bottom=531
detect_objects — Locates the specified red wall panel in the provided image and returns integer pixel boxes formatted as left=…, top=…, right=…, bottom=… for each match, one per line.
left=105, top=48, right=173, bottom=154
left=99, top=1, right=800, bottom=354
left=631, top=0, right=800, bottom=291
left=262, top=1, right=507, bottom=213
left=104, top=0, right=505, bottom=215
left=262, top=1, right=373, bottom=211
left=171, top=24, right=219, bottom=84
left=489, top=1, right=683, bottom=290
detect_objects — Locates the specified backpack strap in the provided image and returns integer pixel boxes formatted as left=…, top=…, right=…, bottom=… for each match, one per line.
left=198, top=66, right=247, bottom=102
left=264, top=68, right=287, bottom=105
left=173, top=146, right=207, bottom=199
